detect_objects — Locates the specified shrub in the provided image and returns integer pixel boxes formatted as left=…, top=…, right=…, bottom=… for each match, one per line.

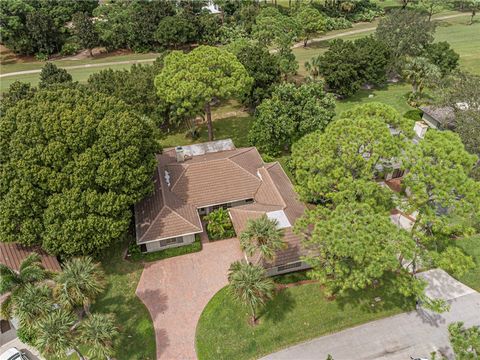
left=60, top=43, right=79, bottom=56
left=35, top=53, right=49, bottom=61
left=403, top=109, right=423, bottom=121
left=205, top=208, right=236, bottom=241
left=324, top=17, right=352, bottom=31
left=17, top=326, right=36, bottom=346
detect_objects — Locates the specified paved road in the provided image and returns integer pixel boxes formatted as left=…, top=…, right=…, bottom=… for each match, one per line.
left=261, top=269, right=480, bottom=360
left=0, top=13, right=469, bottom=79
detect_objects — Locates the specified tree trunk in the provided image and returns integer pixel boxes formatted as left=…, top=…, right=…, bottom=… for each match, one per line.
left=289, top=0, right=291, bottom=7
left=412, top=81, right=418, bottom=94
left=303, top=38, right=308, bottom=47
left=89, top=48, right=93, bottom=57
left=205, top=102, right=214, bottom=141
left=469, top=10, right=476, bottom=25
left=250, top=303, right=257, bottom=325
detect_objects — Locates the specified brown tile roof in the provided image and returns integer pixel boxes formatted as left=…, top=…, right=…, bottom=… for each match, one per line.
left=134, top=155, right=202, bottom=244
left=229, top=162, right=307, bottom=267
left=134, top=140, right=308, bottom=268
left=0, top=242, right=61, bottom=272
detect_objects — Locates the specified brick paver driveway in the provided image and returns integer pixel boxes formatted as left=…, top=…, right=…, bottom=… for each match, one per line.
left=136, top=238, right=243, bottom=360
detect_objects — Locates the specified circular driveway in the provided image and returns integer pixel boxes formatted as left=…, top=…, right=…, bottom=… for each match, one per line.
left=136, top=238, right=243, bottom=360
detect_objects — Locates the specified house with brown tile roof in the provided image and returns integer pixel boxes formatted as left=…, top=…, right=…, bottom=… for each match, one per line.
left=134, top=139, right=310, bottom=275
left=0, top=242, right=61, bottom=345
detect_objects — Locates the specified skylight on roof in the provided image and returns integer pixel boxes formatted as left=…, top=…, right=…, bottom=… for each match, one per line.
left=266, top=210, right=291, bottom=229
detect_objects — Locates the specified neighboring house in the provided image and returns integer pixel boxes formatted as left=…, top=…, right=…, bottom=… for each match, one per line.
left=420, top=105, right=455, bottom=130
left=134, top=139, right=309, bottom=276
left=0, top=242, right=60, bottom=346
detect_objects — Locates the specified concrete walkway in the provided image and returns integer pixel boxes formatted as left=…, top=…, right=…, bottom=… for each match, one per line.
left=262, top=270, right=480, bottom=360
left=136, top=238, right=243, bottom=360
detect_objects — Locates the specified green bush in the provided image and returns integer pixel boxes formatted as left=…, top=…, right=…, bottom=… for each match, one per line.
left=60, top=43, right=79, bottom=56
left=325, top=17, right=352, bottom=31
left=17, top=326, right=36, bottom=346
left=35, top=53, right=49, bottom=61
left=205, top=208, right=236, bottom=241
left=403, top=109, right=423, bottom=121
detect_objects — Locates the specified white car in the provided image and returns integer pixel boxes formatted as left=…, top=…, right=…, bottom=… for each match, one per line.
left=0, top=348, right=29, bottom=360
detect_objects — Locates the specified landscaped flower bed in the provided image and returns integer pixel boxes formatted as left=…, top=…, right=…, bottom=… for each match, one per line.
left=204, top=208, right=236, bottom=241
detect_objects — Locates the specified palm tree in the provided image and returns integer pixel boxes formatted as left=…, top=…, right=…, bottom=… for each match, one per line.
left=239, top=215, right=286, bottom=264
left=13, top=283, right=54, bottom=328
left=304, top=56, right=321, bottom=81
left=35, top=308, right=84, bottom=359
left=0, top=253, right=47, bottom=318
left=403, top=57, right=440, bottom=94
left=54, top=256, right=105, bottom=316
left=228, top=261, right=275, bottom=324
left=80, top=313, right=118, bottom=360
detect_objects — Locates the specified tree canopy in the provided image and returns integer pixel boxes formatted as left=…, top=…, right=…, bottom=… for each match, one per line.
left=249, top=81, right=335, bottom=156
left=314, top=36, right=391, bottom=97
left=155, top=15, right=197, bottom=49
left=296, top=202, right=418, bottom=297
left=39, top=63, right=73, bottom=89
left=376, top=9, right=436, bottom=73
left=290, top=103, right=411, bottom=204
left=155, top=45, right=252, bottom=141
left=295, top=5, right=326, bottom=47
left=0, top=0, right=97, bottom=55
left=227, top=41, right=281, bottom=107
left=0, top=88, right=160, bottom=256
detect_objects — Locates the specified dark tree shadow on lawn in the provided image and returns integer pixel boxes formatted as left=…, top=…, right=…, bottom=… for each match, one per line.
left=333, top=277, right=415, bottom=314
left=261, top=289, right=296, bottom=324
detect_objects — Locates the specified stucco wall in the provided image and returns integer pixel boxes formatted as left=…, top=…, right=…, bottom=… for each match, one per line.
left=266, top=261, right=311, bottom=277
left=145, top=234, right=196, bottom=253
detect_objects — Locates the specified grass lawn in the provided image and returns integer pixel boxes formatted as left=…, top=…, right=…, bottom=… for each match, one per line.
left=435, top=17, right=480, bottom=75
left=335, top=83, right=414, bottom=116
left=161, top=113, right=254, bottom=149
left=1, top=62, right=141, bottom=93
left=456, top=235, right=480, bottom=291
left=294, top=14, right=479, bottom=77
left=196, top=283, right=414, bottom=360
left=90, top=238, right=156, bottom=360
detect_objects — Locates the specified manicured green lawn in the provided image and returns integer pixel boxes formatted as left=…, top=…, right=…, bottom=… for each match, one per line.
left=0, top=51, right=159, bottom=73
left=294, top=14, right=479, bottom=76
left=1, top=62, right=140, bottom=93
left=456, top=235, right=480, bottom=291
left=335, top=83, right=414, bottom=116
left=161, top=114, right=254, bottom=149
left=435, top=18, right=480, bottom=75
left=91, top=238, right=156, bottom=360
left=196, top=283, right=414, bottom=360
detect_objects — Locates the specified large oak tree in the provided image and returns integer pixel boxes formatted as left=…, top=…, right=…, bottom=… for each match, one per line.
left=0, top=88, right=160, bottom=256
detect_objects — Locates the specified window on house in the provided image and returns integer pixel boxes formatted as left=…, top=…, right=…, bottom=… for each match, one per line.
left=277, top=262, right=302, bottom=272
left=391, top=169, right=405, bottom=179
left=160, top=237, right=184, bottom=247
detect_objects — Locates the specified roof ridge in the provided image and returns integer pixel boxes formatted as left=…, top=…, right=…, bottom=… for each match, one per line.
left=255, top=166, right=287, bottom=208
left=166, top=164, right=187, bottom=190
left=165, top=205, right=203, bottom=231
left=227, top=153, right=263, bottom=184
